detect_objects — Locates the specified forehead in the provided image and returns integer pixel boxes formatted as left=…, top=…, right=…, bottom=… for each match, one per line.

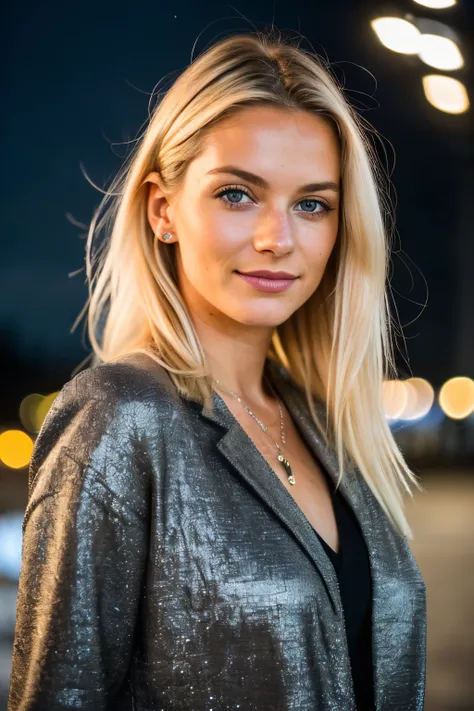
left=191, top=105, right=340, bottom=177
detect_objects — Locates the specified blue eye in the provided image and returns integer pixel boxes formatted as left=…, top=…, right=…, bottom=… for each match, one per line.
left=214, top=185, right=334, bottom=218
left=215, top=188, right=252, bottom=208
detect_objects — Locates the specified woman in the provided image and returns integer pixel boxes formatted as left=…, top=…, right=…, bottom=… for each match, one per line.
left=8, top=31, right=426, bottom=710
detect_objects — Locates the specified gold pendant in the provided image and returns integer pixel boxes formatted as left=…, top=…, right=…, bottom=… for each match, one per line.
left=277, top=454, right=296, bottom=485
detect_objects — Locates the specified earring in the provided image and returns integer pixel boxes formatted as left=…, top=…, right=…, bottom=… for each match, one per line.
left=161, top=232, right=173, bottom=241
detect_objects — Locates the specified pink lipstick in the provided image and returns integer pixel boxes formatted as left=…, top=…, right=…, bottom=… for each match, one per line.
left=235, top=271, right=297, bottom=293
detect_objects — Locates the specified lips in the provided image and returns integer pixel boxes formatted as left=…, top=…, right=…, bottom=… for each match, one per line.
left=235, top=271, right=297, bottom=293
left=236, top=271, right=297, bottom=279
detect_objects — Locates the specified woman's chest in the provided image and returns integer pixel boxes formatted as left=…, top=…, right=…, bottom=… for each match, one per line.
left=216, top=398, right=341, bottom=554
left=147, top=425, right=330, bottom=621
left=150, top=407, right=424, bottom=623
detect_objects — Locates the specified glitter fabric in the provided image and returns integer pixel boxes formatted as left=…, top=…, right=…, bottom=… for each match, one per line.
left=7, top=353, right=426, bottom=710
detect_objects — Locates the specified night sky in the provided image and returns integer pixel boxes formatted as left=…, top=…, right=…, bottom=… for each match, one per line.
left=2, top=0, right=473, bottom=415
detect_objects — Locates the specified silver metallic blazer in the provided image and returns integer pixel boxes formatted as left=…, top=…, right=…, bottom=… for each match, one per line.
left=8, top=353, right=427, bottom=710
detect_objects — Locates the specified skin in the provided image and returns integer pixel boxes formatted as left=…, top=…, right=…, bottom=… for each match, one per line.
left=147, top=104, right=341, bottom=419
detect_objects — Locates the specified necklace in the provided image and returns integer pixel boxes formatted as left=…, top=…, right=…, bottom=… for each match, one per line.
left=212, top=376, right=296, bottom=486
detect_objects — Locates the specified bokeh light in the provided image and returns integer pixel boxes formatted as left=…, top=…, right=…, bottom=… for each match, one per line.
left=0, top=511, right=24, bottom=580
left=418, top=34, right=463, bottom=71
left=401, top=378, right=436, bottom=420
left=0, top=429, right=34, bottom=469
left=19, top=393, right=44, bottom=433
left=413, top=0, right=456, bottom=8
left=19, top=391, right=61, bottom=434
left=36, top=391, right=61, bottom=429
left=383, top=380, right=408, bottom=420
left=383, top=378, right=436, bottom=420
left=439, top=377, right=474, bottom=419
left=422, top=75, right=470, bottom=114
left=371, top=17, right=420, bottom=54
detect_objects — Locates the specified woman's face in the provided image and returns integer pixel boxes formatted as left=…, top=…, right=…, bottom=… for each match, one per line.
left=150, top=105, right=341, bottom=331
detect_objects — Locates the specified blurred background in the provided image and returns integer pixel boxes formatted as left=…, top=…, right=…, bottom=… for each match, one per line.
left=1, top=0, right=473, bottom=709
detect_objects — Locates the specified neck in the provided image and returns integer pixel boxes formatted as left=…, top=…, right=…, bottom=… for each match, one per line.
left=189, top=319, right=275, bottom=407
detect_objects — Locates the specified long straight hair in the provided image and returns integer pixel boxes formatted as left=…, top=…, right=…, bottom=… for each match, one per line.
left=73, top=31, right=422, bottom=540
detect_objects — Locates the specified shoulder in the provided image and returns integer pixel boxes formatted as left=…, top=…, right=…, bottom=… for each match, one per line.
left=25, top=355, right=172, bottom=527
left=62, top=352, right=179, bottom=409
left=54, top=351, right=183, bottom=438
left=46, top=352, right=186, bottom=440
left=29, top=353, right=179, bottom=493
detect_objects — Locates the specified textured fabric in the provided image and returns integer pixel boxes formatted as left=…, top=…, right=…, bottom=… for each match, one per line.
left=7, top=352, right=427, bottom=710
left=312, top=464, right=375, bottom=711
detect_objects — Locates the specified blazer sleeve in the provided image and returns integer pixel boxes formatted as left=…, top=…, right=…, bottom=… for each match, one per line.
left=7, top=365, right=152, bottom=710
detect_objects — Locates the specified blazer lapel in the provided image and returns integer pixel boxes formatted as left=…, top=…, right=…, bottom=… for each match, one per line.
left=262, top=361, right=386, bottom=705
left=200, top=358, right=389, bottom=706
left=265, top=358, right=376, bottom=560
left=200, top=357, right=365, bottom=616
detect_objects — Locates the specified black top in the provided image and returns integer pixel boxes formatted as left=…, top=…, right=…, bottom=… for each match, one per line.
left=311, top=467, right=375, bottom=711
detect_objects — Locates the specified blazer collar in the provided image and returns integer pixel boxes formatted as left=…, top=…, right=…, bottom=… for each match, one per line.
left=199, top=357, right=375, bottom=617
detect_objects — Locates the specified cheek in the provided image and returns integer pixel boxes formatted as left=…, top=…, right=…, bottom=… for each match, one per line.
left=305, top=226, right=338, bottom=268
left=194, top=223, right=245, bottom=271
left=179, top=231, right=233, bottom=284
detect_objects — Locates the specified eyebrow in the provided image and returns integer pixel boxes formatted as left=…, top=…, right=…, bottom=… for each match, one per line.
left=206, top=165, right=340, bottom=194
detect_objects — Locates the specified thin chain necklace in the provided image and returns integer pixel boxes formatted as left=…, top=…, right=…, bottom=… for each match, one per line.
left=212, top=375, right=296, bottom=486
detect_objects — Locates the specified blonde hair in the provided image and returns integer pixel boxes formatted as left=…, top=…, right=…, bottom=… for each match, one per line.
left=73, top=30, right=422, bottom=540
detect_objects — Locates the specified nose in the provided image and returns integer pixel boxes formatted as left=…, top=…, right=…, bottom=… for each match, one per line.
left=253, top=212, right=295, bottom=255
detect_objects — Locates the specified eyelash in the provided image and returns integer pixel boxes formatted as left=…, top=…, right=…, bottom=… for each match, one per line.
left=214, top=184, right=335, bottom=219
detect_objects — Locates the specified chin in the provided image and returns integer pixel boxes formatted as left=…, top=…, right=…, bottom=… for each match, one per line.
left=227, top=304, right=295, bottom=328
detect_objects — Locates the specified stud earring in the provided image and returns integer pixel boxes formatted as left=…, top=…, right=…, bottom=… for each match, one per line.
left=161, top=232, right=173, bottom=241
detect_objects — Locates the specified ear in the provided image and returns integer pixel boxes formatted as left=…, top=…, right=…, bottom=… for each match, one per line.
left=142, top=172, right=174, bottom=236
